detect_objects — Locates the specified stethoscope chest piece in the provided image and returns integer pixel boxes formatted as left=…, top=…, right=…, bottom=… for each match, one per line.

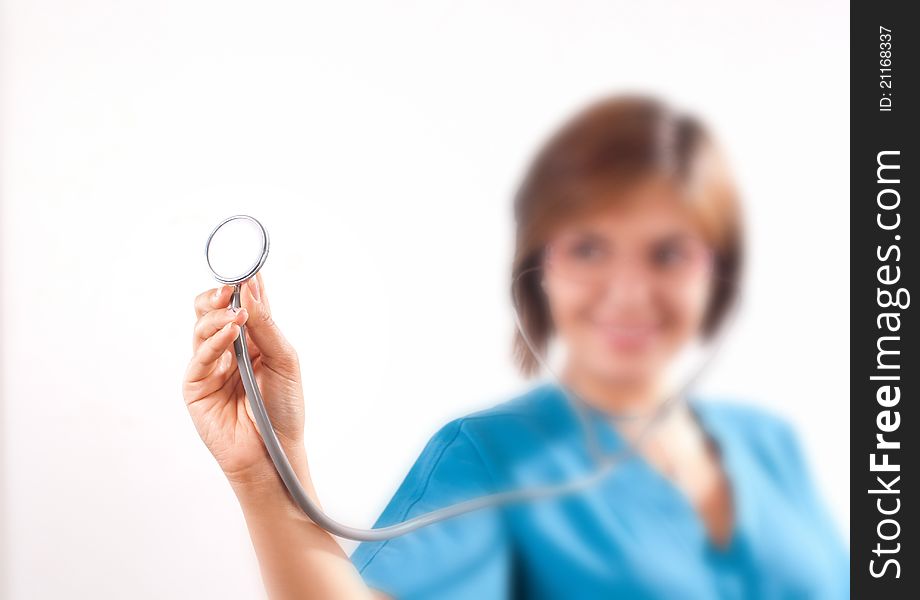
left=205, top=215, right=270, bottom=286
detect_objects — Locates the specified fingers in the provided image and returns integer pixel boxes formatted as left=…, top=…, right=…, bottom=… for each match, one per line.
left=193, top=307, right=249, bottom=351
left=190, top=273, right=296, bottom=374
left=238, top=273, right=297, bottom=365
left=194, top=285, right=234, bottom=318
left=186, top=321, right=242, bottom=383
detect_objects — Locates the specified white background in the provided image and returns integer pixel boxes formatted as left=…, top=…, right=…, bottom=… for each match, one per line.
left=0, top=1, right=849, bottom=598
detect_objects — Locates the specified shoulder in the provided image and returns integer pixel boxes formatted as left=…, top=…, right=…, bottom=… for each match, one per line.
left=409, top=383, right=574, bottom=489
left=695, top=397, right=798, bottom=443
left=360, top=385, right=565, bottom=530
left=695, top=397, right=810, bottom=487
left=451, top=382, right=570, bottom=431
left=433, top=383, right=574, bottom=457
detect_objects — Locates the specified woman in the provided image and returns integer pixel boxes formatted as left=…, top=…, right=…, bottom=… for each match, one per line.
left=183, top=97, right=848, bottom=599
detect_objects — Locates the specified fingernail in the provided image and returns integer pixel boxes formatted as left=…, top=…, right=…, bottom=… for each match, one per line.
left=228, top=306, right=240, bottom=315
left=248, top=278, right=261, bottom=302
left=214, top=286, right=231, bottom=305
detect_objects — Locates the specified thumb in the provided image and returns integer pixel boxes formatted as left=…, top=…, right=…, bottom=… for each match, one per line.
left=241, top=273, right=296, bottom=365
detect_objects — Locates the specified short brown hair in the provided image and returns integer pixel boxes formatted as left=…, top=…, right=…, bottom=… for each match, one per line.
left=511, top=96, right=743, bottom=375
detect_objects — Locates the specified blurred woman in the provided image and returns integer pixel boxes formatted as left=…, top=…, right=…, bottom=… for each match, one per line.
left=183, top=96, right=848, bottom=599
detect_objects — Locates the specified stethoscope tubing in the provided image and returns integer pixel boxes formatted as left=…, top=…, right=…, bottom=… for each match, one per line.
left=228, top=281, right=712, bottom=541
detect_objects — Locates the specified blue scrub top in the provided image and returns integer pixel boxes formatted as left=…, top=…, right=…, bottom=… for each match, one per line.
left=351, top=384, right=849, bottom=599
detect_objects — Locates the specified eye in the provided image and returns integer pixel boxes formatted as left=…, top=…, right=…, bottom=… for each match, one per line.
left=571, top=239, right=606, bottom=261
left=651, top=241, right=689, bottom=267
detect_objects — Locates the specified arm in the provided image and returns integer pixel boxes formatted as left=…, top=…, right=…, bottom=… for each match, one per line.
left=230, top=455, right=379, bottom=600
left=183, top=274, right=385, bottom=599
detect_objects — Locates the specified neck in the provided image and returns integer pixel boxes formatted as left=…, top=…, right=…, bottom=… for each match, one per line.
left=561, top=362, right=665, bottom=418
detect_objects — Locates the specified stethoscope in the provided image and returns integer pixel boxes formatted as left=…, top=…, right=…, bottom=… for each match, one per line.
left=204, top=214, right=722, bottom=542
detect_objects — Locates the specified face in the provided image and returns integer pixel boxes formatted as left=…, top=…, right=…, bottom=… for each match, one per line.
left=541, top=178, right=716, bottom=386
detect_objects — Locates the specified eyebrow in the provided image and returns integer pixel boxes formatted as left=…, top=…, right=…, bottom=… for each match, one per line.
left=652, top=232, right=699, bottom=245
left=557, top=229, right=609, bottom=244
left=563, top=229, right=699, bottom=244
left=553, top=225, right=707, bottom=254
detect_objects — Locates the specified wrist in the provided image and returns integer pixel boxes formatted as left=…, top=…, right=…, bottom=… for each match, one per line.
left=231, top=462, right=337, bottom=552
left=226, top=444, right=313, bottom=500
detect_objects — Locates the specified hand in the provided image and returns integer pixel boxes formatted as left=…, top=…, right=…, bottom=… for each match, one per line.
left=183, top=273, right=306, bottom=486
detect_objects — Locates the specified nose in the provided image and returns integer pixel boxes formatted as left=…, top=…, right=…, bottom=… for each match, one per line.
left=599, top=261, right=654, bottom=308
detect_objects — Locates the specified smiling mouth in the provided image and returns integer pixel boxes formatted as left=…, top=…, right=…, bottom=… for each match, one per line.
left=593, top=322, right=661, bottom=350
